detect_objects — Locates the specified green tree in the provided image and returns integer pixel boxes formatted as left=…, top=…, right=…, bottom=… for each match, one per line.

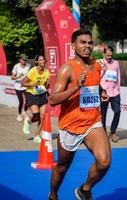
left=0, top=0, right=43, bottom=72
left=95, top=0, right=127, bottom=52
left=1, top=0, right=127, bottom=72
left=69, top=0, right=127, bottom=52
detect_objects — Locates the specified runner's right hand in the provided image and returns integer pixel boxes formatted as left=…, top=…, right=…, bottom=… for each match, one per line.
left=77, top=71, right=86, bottom=88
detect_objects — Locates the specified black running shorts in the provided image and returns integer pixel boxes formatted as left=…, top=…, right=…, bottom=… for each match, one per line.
left=25, top=92, right=49, bottom=107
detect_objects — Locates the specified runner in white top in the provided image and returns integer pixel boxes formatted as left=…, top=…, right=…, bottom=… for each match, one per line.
left=11, top=54, right=30, bottom=121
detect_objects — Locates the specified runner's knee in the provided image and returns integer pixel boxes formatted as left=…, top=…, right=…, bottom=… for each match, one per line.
left=57, top=163, right=69, bottom=174
left=97, top=154, right=111, bottom=170
left=31, top=113, right=40, bottom=123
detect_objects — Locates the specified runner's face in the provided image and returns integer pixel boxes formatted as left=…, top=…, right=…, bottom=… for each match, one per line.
left=73, top=34, right=93, bottom=58
left=104, top=49, right=113, bottom=63
left=20, top=58, right=26, bottom=65
left=38, top=56, right=46, bottom=67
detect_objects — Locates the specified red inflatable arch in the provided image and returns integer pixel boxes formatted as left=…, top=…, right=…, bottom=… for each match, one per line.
left=35, top=0, right=80, bottom=115
left=0, top=44, right=7, bottom=75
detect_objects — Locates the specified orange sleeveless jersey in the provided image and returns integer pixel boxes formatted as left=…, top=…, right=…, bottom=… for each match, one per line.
left=59, top=59, right=102, bottom=134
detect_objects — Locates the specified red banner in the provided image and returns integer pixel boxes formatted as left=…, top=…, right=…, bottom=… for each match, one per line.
left=35, top=0, right=80, bottom=116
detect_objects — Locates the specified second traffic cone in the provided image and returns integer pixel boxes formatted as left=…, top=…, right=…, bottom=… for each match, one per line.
left=31, top=113, right=56, bottom=170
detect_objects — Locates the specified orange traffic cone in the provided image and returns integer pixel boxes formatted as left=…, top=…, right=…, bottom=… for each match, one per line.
left=31, top=113, right=57, bottom=170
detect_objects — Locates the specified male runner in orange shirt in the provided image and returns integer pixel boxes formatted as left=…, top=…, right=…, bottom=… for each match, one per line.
left=48, top=29, right=111, bottom=200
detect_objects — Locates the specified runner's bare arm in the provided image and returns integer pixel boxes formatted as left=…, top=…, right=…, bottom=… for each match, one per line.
left=11, top=73, right=23, bottom=80
left=50, top=63, right=85, bottom=106
left=21, top=76, right=38, bottom=87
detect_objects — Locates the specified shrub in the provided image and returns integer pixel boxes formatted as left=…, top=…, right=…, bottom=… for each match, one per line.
left=92, top=51, right=127, bottom=60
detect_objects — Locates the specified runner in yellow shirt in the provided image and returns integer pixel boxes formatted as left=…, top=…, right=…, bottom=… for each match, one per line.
left=21, top=55, right=50, bottom=143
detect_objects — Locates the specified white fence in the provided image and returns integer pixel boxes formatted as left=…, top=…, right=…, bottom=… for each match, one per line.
left=0, top=75, right=18, bottom=107
left=0, top=75, right=127, bottom=129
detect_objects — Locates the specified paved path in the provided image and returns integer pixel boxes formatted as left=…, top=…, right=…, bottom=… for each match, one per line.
left=0, top=105, right=127, bottom=151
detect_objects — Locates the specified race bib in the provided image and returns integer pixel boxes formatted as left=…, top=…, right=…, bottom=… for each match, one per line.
left=80, top=86, right=100, bottom=109
left=105, top=70, right=117, bottom=81
left=34, top=85, right=46, bottom=95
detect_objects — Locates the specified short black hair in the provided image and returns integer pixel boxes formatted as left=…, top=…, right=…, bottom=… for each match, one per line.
left=34, top=55, right=47, bottom=64
left=71, top=29, right=92, bottom=43
left=104, top=46, right=114, bottom=53
left=34, top=55, right=46, bottom=62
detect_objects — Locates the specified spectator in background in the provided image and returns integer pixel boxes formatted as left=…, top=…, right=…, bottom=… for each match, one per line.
left=21, top=55, right=50, bottom=143
left=11, top=53, right=30, bottom=121
left=100, top=46, right=121, bottom=142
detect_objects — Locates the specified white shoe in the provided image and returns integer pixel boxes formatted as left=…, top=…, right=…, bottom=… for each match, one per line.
left=17, top=114, right=23, bottom=122
left=33, top=135, right=41, bottom=143
left=23, top=118, right=30, bottom=134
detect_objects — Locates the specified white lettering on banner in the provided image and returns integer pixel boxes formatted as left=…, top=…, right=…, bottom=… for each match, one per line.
left=65, top=43, right=75, bottom=61
left=60, top=20, right=68, bottom=29
left=49, top=49, right=56, bottom=65
left=59, top=5, right=65, bottom=11
left=48, top=47, right=58, bottom=73
left=45, top=141, right=53, bottom=152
